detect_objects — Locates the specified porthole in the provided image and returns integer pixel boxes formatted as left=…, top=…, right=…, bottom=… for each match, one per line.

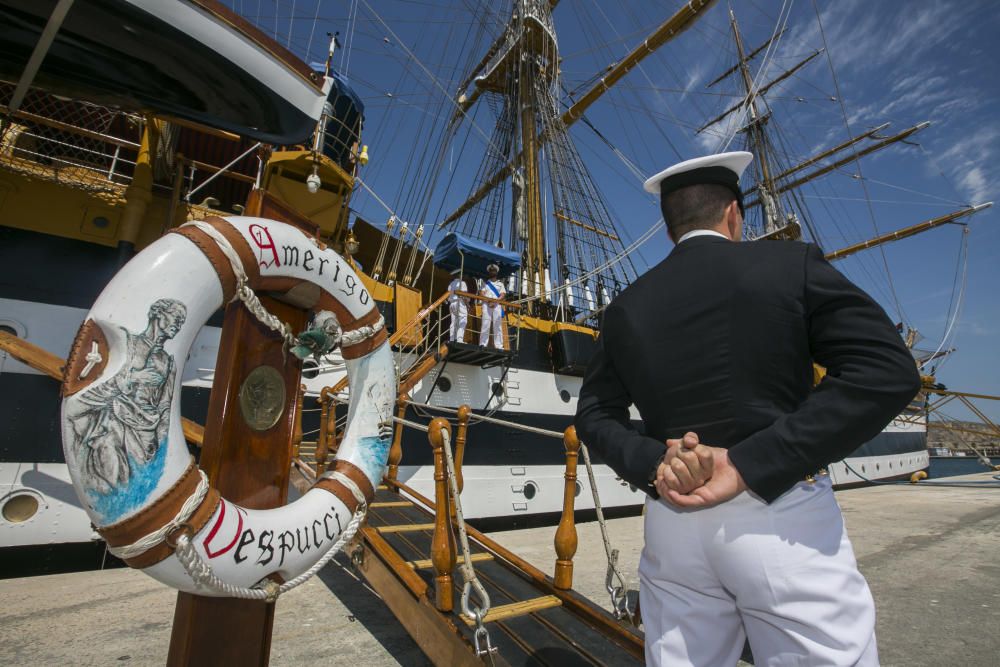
left=436, top=375, right=452, bottom=393
left=0, top=319, right=25, bottom=338
left=301, top=358, right=320, bottom=379
left=491, top=382, right=504, bottom=397
left=2, top=493, right=40, bottom=523
left=91, top=215, right=110, bottom=229
left=861, top=465, right=866, bottom=473
left=875, top=463, right=880, bottom=471
left=523, top=481, right=538, bottom=500
left=574, top=481, right=582, bottom=497
left=559, top=389, right=571, bottom=403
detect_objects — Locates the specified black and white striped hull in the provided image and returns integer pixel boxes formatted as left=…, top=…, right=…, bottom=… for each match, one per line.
left=0, top=292, right=927, bottom=550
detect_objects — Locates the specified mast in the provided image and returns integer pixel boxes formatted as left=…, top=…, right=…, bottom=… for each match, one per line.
left=439, top=0, right=717, bottom=230
left=742, top=122, right=932, bottom=208
left=728, top=8, right=791, bottom=238
left=824, top=203, right=992, bottom=261
left=519, top=47, right=547, bottom=300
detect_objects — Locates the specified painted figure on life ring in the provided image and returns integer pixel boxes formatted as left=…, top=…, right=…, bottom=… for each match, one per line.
left=66, top=298, right=186, bottom=513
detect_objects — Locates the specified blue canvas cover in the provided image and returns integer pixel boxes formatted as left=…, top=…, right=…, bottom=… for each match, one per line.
left=433, top=233, right=521, bottom=279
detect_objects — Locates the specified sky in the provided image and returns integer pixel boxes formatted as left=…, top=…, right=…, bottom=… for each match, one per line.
left=231, top=0, right=1000, bottom=422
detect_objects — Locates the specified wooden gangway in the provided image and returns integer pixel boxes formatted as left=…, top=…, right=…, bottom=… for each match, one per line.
left=352, top=478, right=643, bottom=665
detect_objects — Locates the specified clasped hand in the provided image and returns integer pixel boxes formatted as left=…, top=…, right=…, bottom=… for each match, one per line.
left=654, top=432, right=747, bottom=509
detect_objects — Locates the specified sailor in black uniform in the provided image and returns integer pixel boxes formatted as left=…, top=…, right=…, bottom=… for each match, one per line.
left=575, top=152, right=920, bottom=666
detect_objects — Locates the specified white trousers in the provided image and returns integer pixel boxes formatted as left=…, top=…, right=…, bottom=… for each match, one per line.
left=479, top=304, right=504, bottom=348
left=449, top=301, right=467, bottom=342
left=640, top=477, right=878, bottom=667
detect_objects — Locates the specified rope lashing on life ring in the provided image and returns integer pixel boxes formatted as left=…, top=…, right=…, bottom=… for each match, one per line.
left=61, top=216, right=395, bottom=597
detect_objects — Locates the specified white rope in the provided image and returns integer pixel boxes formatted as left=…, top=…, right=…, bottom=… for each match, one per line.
left=172, top=473, right=368, bottom=602
left=439, top=429, right=493, bottom=651
left=107, top=468, right=210, bottom=560
left=79, top=341, right=102, bottom=379
left=341, top=315, right=386, bottom=347
left=182, top=221, right=297, bottom=349
left=580, top=442, right=634, bottom=622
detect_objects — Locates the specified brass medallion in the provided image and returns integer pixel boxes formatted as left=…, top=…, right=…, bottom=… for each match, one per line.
left=239, top=365, right=286, bottom=431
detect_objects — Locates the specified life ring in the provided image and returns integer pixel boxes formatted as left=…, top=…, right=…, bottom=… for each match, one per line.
left=60, top=216, right=395, bottom=595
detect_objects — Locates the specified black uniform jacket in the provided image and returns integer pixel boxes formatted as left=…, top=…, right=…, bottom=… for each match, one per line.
left=575, top=235, right=921, bottom=503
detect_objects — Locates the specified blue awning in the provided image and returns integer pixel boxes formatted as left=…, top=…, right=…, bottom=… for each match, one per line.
left=433, top=233, right=521, bottom=279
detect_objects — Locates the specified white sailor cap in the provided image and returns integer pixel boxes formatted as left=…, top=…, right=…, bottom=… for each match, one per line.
left=643, top=151, right=753, bottom=213
left=486, top=263, right=500, bottom=273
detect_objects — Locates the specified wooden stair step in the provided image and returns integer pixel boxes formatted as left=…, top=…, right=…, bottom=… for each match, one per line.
left=370, top=501, right=414, bottom=508
left=377, top=484, right=389, bottom=490
left=460, top=595, right=562, bottom=625
left=406, top=553, right=494, bottom=570
left=375, top=523, right=436, bottom=534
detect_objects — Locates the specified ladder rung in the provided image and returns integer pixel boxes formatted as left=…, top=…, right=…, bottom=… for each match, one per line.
left=407, top=553, right=494, bottom=570
left=370, top=501, right=414, bottom=508
left=461, top=595, right=562, bottom=625
left=375, top=523, right=436, bottom=534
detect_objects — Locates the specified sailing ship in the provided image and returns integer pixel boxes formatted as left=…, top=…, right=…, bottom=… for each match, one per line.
left=0, top=0, right=992, bottom=571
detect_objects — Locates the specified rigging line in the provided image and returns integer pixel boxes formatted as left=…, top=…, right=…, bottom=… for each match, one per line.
left=928, top=228, right=969, bottom=372
left=357, top=0, right=508, bottom=162
left=771, top=104, right=900, bottom=305
left=304, top=0, right=321, bottom=63
left=800, top=195, right=961, bottom=207
left=285, top=0, right=296, bottom=49
left=720, top=0, right=794, bottom=152
left=343, top=0, right=360, bottom=75
left=509, top=216, right=661, bottom=307
left=353, top=177, right=433, bottom=253
left=812, top=0, right=906, bottom=326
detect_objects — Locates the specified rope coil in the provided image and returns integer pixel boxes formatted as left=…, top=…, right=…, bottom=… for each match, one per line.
left=107, top=468, right=210, bottom=561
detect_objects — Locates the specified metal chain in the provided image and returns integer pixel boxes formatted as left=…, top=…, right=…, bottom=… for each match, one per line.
left=172, top=473, right=367, bottom=602
left=440, top=429, right=496, bottom=662
left=580, top=443, right=637, bottom=624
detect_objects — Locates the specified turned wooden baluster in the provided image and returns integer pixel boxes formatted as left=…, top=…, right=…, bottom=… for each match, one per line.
left=292, top=383, right=306, bottom=459
left=428, top=417, right=457, bottom=611
left=315, top=388, right=332, bottom=475
left=451, top=404, right=471, bottom=517
left=554, top=425, right=580, bottom=590
left=386, top=398, right=408, bottom=484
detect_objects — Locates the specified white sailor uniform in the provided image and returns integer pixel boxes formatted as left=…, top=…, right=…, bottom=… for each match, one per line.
left=479, top=278, right=506, bottom=348
left=576, top=151, right=919, bottom=667
left=447, top=277, right=469, bottom=342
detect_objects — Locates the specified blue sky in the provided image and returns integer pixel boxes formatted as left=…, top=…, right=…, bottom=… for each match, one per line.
left=234, top=0, right=999, bottom=421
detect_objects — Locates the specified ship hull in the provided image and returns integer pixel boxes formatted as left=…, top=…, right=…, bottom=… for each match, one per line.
left=1, top=286, right=927, bottom=559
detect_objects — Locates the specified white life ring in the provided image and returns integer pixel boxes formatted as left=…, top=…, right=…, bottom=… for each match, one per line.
left=60, top=216, right=395, bottom=595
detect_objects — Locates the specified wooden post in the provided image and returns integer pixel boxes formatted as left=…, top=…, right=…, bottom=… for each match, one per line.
left=386, top=398, right=408, bottom=484
left=315, top=388, right=331, bottom=475
left=166, top=297, right=306, bottom=667
left=554, top=425, right=580, bottom=590
left=451, top=405, right=471, bottom=518
left=428, top=417, right=456, bottom=611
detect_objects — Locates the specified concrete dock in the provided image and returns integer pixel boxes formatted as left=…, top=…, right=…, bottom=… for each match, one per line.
left=2, top=473, right=998, bottom=666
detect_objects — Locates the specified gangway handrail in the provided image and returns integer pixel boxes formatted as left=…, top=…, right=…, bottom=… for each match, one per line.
left=402, top=399, right=564, bottom=440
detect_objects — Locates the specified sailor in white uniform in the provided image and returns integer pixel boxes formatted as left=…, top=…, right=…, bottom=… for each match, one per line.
left=447, top=269, right=469, bottom=343
left=576, top=152, right=920, bottom=666
left=478, top=263, right=506, bottom=349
